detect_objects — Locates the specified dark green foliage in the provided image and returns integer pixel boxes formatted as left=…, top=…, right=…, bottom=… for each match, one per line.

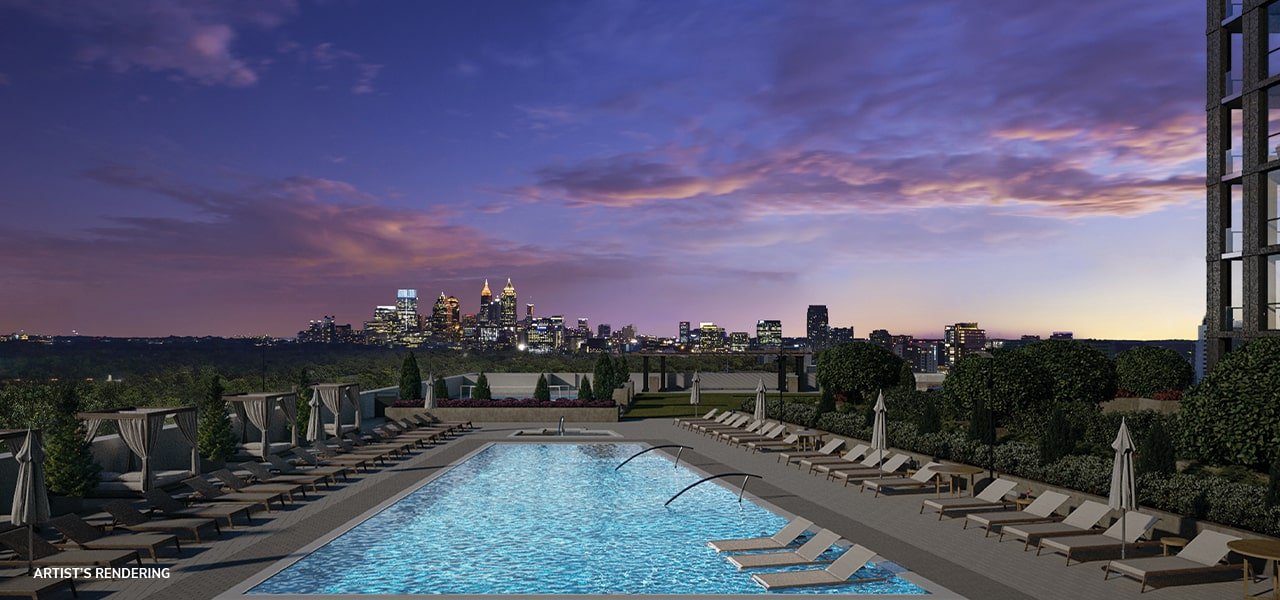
left=472, top=372, right=492, bottom=400
left=1268, top=457, right=1280, bottom=509
left=398, top=352, right=422, bottom=400
left=895, top=361, right=916, bottom=393
left=1178, top=337, right=1280, bottom=467
left=810, top=387, right=836, bottom=428
left=916, top=396, right=941, bottom=434
left=943, top=352, right=1052, bottom=423
left=196, top=374, right=236, bottom=462
left=434, top=374, right=448, bottom=399
left=1038, top=407, right=1073, bottom=464
left=593, top=353, right=616, bottom=401
left=42, top=384, right=100, bottom=497
left=1137, top=418, right=1177, bottom=475
left=613, top=355, right=629, bottom=388
left=578, top=376, right=593, bottom=401
left=968, top=393, right=996, bottom=446
left=816, top=342, right=909, bottom=404
left=533, top=374, right=550, bottom=401
left=1116, top=346, right=1193, bottom=397
left=1020, top=340, right=1117, bottom=405
left=293, top=368, right=312, bottom=435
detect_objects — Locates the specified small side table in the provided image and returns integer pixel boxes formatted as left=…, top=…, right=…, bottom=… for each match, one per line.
left=1228, top=539, right=1280, bottom=600
left=1159, top=537, right=1188, bottom=556
left=1014, top=497, right=1034, bottom=511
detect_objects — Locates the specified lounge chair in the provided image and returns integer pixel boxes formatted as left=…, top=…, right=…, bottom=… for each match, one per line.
left=238, top=460, right=329, bottom=491
left=143, top=489, right=257, bottom=528
left=695, top=414, right=754, bottom=435
left=103, top=501, right=220, bottom=542
left=385, top=421, right=446, bottom=443
left=1000, top=500, right=1112, bottom=549
left=0, top=529, right=139, bottom=569
left=268, top=453, right=350, bottom=481
left=727, top=529, right=842, bottom=569
left=725, top=423, right=787, bottom=447
left=709, top=419, right=767, bottom=441
left=707, top=517, right=814, bottom=553
left=749, top=544, right=886, bottom=590
left=681, top=411, right=736, bottom=431
left=345, top=431, right=415, bottom=455
left=965, top=490, right=1070, bottom=536
left=861, top=462, right=943, bottom=496
left=411, top=413, right=472, bottom=432
left=919, top=478, right=1018, bottom=520
left=673, top=409, right=719, bottom=428
left=775, top=438, right=845, bottom=463
left=0, top=573, right=76, bottom=598
left=829, top=453, right=911, bottom=487
left=324, top=440, right=392, bottom=465
left=1102, top=530, right=1241, bottom=592
left=211, top=468, right=306, bottom=501
left=293, top=447, right=370, bottom=472
left=747, top=433, right=801, bottom=453
left=1037, top=512, right=1161, bottom=564
left=47, top=514, right=178, bottom=564
left=804, top=446, right=877, bottom=475
left=182, top=477, right=282, bottom=511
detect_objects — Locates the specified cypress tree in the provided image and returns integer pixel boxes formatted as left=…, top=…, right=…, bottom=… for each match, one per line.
left=916, top=397, right=942, bottom=434
left=1038, top=407, right=1073, bottom=464
left=197, top=375, right=237, bottom=463
left=473, top=372, right=492, bottom=400
left=399, top=352, right=423, bottom=400
left=593, top=353, right=615, bottom=402
left=579, top=376, right=594, bottom=401
left=534, top=374, right=551, bottom=401
left=1136, top=418, right=1177, bottom=475
left=968, top=393, right=996, bottom=446
left=810, top=386, right=836, bottom=428
left=294, top=367, right=312, bottom=435
left=434, top=374, right=448, bottom=399
left=43, top=384, right=100, bottom=497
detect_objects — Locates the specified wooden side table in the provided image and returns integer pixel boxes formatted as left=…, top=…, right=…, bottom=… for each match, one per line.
left=1228, top=539, right=1280, bottom=600
left=1159, top=537, right=1188, bottom=556
left=1014, top=497, right=1034, bottom=511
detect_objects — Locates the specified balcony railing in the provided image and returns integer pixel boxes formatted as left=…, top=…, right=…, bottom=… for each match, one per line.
left=1269, top=303, right=1280, bottom=330
left=1224, top=228, right=1243, bottom=254
left=1224, top=306, right=1244, bottom=331
left=1226, top=0, right=1243, bottom=20
left=1225, top=72, right=1243, bottom=97
left=1269, top=218, right=1280, bottom=246
left=1224, top=149, right=1244, bottom=175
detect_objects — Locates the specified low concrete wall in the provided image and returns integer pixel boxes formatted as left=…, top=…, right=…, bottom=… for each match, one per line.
left=385, top=406, right=618, bottom=423
left=1102, top=397, right=1180, bottom=414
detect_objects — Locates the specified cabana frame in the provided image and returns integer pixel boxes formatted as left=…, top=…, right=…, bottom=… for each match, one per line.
left=76, top=407, right=199, bottom=493
left=308, top=383, right=362, bottom=440
left=223, top=392, right=299, bottom=458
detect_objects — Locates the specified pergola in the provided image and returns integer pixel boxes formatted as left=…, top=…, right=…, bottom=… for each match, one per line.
left=308, top=383, right=362, bottom=440
left=632, top=350, right=813, bottom=392
left=224, top=391, right=298, bottom=458
left=76, top=407, right=199, bottom=493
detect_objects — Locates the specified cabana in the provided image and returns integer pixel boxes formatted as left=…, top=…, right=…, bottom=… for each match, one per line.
left=77, top=407, right=198, bottom=494
left=308, top=384, right=362, bottom=440
left=224, top=392, right=298, bottom=458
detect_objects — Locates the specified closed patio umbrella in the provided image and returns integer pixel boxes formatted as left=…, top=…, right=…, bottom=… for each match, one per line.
left=689, top=371, right=701, bottom=417
left=424, top=373, right=436, bottom=410
left=870, top=390, right=887, bottom=479
left=753, top=378, right=767, bottom=421
left=305, top=395, right=323, bottom=442
left=1108, top=418, right=1137, bottom=558
left=10, top=430, right=50, bottom=575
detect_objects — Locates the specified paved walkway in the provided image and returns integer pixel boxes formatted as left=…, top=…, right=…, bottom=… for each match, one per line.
left=69, top=420, right=1253, bottom=599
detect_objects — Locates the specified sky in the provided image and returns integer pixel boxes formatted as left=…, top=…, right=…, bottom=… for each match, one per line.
left=0, top=0, right=1207, bottom=340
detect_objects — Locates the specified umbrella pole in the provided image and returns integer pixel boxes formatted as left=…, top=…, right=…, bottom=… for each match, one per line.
left=27, top=523, right=33, bottom=575
left=1121, top=512, right=1127, bottom=559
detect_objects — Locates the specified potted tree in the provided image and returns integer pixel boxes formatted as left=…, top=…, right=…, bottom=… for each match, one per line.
left=197, top=374, right=236, bottom=472
left=43, top=384, right=100, bottom=515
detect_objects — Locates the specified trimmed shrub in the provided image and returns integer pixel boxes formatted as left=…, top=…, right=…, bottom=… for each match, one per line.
left=1116, top=346, right=1193, bottom=397
left=533, top=374, right=550, bottom=401
left=43, top=384, right=100, bottom=497
left=1020, top=339, right=1117, bottom=406
left=472, top=372, right=492, bottom=400
left=434, top=374, right=448, bottom=399
left=1136, top=418, right=1177, bottom=475
left=399, top=352, right=422, bottom=400
left=916, top=396, right=942, bottom=434
left=810, top=387, right=836, bottom=428
left=196, top=374, right=236, bottom=462
left=1177, top=337, right=1280, bottom=467
left=968, top=394, right=996, bottom=446
left=593, top=353, right=616, bottom=400
left=578, top=376, right=594, bottom=401
left=943, top=352, right=1052, bottom=424
left=1038, top=407, right=1073, bottom=464
left=816, top=342, right=909, bottom=405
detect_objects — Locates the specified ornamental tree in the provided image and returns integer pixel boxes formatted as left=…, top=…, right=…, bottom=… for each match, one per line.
left=593, top=353, right=616, bottom=401
left=1020, top=340, right=1117, bottom=406
left=1116, top=346, right=1193, bottom=397
left=472, top=372, right=492, bottom=400
left=399, top=352, right=423, bottom=400
left=578, top=376, right=594, bottom=401
left=534, top=374, right=550, bottom=401
left=43, top=384, right=100, bottom=497
left=816, top=342, right=908, bottom=405
left=197, top=374, right=237, bottom=463
left=1178, top=338, right=1280, bottom=467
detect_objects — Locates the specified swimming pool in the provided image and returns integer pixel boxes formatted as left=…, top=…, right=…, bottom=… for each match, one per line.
left=247, top=443, right=927, bottom=595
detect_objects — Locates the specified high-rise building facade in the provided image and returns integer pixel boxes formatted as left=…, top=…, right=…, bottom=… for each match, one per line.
left=756, top=319, right=782, bottom=348
left=1205, top=1, right=1280, bottom=367
left=478, top=280, right=493, bottom=324
left=943, top=322, right=986, bottom=367
left=500, top=278, right=517, bottom=331
left=729, top=331, right=749, bottom=352
left=678, top=321, right=691, bottom=345
left=395, top=289, right=420, bottom=333
left=699, top=322, right=725, bottom=352
left=806, top=305, right=829, bottom=348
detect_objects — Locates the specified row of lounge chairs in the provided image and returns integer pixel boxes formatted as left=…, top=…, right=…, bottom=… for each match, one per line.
left=673, top=408, right=1255, bottom=594
left=0, top=414, right=472, bottom=597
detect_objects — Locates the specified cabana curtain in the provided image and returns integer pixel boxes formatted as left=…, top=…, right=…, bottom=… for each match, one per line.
left=82, top=418, right=105, bottom=444
left=117, top=413, right=166, bottom=492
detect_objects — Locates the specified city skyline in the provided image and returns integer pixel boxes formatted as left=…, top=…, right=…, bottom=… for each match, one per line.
left=0, top=1, right=1205, bottom=339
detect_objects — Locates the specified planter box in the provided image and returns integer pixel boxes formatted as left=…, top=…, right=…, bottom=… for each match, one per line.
left=385, top=406, right=619, bottom=424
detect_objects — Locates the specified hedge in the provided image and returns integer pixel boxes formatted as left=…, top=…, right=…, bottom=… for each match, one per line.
left=1177, top=337, right=1280, bottom=467
left=1115, top=346, right=1193, bottom=397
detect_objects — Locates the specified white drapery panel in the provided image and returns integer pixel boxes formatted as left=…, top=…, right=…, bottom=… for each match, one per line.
left=82, top=418, right=104, bottom=444
left=243, top=397, right=272, bottom=458
left=230, top=402, right=249, bottom=443
left=347, top=386, right=362, bottom=430
left=279, top=395, right=298, bottom=447
left=117, top=414, right=166, bottom=492
left=174, top=410, right=199, bottom=475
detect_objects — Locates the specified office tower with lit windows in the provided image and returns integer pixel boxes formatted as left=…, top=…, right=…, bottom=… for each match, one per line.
left=1206, top=1, right=1280, bottom=367
left=395, top=289, right=420, bottom=333
left=756, top=320, right=782, bottom=348
left=678, top=321, right=691, bottom=345
left=597, top=324, right=611, bottom=338
left=500, top=278, right=517, bottom=331
left=729, top=331, right=749, bottom=352
left=943, top=322, right=986, bottom=367
left=364, top=305, right=400, bottom=345
left=577, top=318, right=590, bottom=336
left=699, top=322, right=725, bottom=352
left=478, top=280, right=493, bottom=323
left=806, top=305, right=829, bottom=348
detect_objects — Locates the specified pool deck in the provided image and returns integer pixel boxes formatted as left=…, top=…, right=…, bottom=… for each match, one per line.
left=71, top=419, right=1251, bottom=600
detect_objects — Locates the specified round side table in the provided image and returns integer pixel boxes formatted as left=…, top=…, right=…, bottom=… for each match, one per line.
left=1158, top=537, right=1188, bottom=556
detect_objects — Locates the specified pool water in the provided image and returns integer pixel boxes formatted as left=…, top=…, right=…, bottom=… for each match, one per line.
left=249, top=443, right=927, bottom=595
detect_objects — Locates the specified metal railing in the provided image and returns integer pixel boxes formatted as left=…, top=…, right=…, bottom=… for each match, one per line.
left=614, top=445, right=691, bottom=471
left=665, top=473, right=762, bottom=506
left=1224, top=306, right=1244, bottom=331
left=1224, top=150, right=1243, bottom=175
left=1223, top=228, right=1243, bottom=254
left=1224, top=71, right=1242, bottom=97
left=1226, top=1, right=1243, bottom=20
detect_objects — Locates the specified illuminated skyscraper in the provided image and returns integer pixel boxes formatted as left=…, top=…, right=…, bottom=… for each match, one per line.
left=500, top=278, right=517, bottom=331
left=699, top=322, right=725, bottom=352
left=478, top=280, right=493, bottom=324
left=943, top=322, right=986, bottom=367
left=431, top=293, right=450, bottom=336
left=806, top=305, right=829, bottom=349
left=678, top=321, right=691, bottom=345
left=756, top=320, right=782, bottom=348
left=729, top=331, right=749, bottom=352
left=395, top=289, right=419, bottom=333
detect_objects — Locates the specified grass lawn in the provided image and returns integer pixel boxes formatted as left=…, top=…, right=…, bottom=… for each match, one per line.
left=624, top=392, right=820, bottom=419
